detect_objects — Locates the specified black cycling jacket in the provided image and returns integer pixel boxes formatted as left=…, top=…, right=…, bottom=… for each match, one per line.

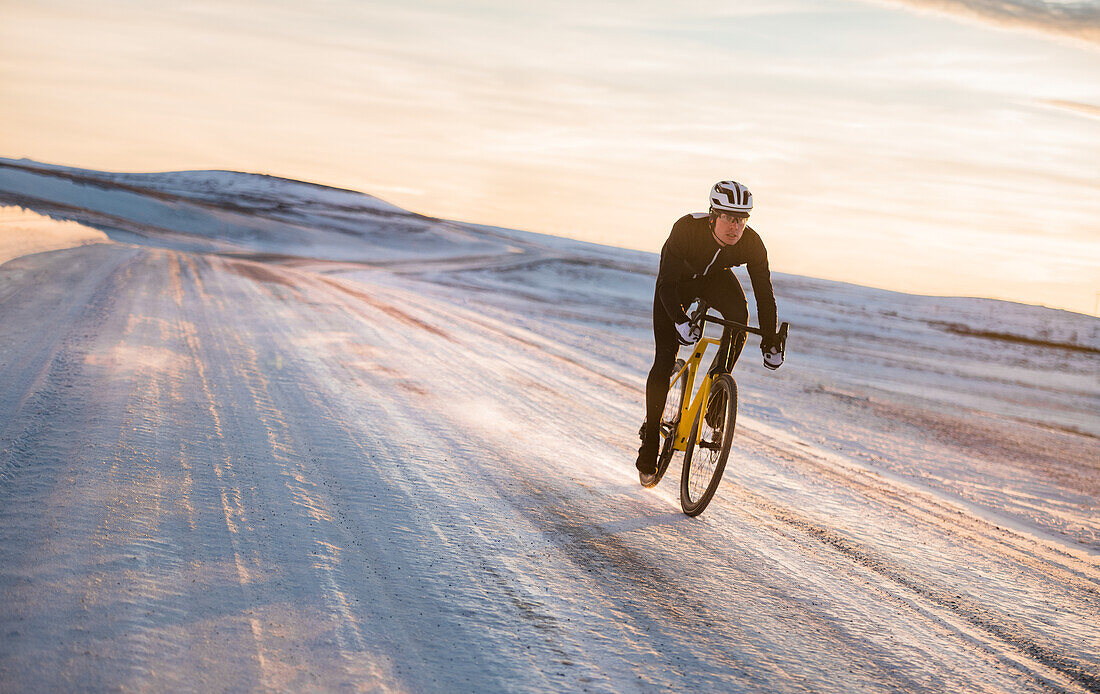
left=655, top=213, right=777, bottom=336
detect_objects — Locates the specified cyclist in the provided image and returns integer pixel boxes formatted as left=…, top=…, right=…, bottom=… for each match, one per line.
left=637, top=180, right=783, bottom=485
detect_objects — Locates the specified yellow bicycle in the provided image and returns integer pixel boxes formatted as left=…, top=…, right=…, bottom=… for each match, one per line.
left=652, top=303, right=788, bottom=516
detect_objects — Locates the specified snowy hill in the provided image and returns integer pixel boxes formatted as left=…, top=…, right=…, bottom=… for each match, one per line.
left=0, top=157, right=516, bottom=261
left=0, top=158, right=1097, bottom=692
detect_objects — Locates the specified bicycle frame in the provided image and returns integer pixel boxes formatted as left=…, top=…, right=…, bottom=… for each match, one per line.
left=665, top=303, right=788, bottom=454
left=667, top=335, right=722, bottom=453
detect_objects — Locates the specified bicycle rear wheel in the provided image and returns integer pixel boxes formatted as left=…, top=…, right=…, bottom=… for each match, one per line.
left=654, top=359, right=688, bottom=484
left=680, top=373, right=737, bottom=516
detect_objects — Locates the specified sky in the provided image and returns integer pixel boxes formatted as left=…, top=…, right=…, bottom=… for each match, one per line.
left=2, top=0, right=1099, bottom=314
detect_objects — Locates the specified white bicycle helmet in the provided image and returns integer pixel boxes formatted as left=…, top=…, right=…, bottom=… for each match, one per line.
left=709, top=181, right=752, bottom=217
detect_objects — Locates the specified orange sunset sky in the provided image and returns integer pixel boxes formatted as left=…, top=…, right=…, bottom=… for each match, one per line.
left=3, top=0, right=1098, bottom=313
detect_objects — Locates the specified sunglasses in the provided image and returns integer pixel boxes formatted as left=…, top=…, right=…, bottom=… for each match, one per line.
left=717, top=212, right=748, bottom=224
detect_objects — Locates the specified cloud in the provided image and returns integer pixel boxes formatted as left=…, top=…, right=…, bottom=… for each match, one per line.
left=874, top=0, right=1100, bottom=45
left=1040, top=98, right=1100, bottom=119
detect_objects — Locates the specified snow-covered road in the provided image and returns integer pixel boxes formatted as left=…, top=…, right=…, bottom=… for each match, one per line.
left=0, top=243, right=1094, bottom=692
left=1, top=161, right=1097, bottom=692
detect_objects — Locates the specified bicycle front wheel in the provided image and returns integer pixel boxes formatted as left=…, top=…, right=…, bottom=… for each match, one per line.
left=680, top=373, right=737, bottom=516
left=654, top=359, right=688, bottom=484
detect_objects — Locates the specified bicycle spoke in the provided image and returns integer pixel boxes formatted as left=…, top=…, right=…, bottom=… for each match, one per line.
left=653, top=359, right=689, bottom=485
left=685, top=384, right=729, bottom=503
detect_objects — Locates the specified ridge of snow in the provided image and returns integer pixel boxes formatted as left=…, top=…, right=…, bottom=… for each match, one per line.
left=0, top=157, right=407, bottom=215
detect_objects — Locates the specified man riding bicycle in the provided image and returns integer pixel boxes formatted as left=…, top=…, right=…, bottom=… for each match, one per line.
left=637, top=180, right=784, bottom=485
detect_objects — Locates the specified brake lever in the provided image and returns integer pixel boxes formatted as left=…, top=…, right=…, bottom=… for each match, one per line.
left=690, top=300, right=709, bottom=330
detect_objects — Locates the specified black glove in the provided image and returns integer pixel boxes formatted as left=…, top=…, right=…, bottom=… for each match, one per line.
left=761, top=333, right=783, bottom=370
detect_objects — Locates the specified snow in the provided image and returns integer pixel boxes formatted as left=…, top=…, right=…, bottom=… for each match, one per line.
left=0, top=159, right=1097, bottom=692
left=0, top=157, right=514, bottom=262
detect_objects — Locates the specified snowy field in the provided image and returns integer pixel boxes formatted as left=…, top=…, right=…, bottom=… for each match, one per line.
left=0, top=158, right=1097, bottom=693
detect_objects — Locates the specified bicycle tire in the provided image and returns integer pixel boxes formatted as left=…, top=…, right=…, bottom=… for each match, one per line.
left=654, top=359, right=688, bottom=484
left=680, top=373, right=737, bottom=516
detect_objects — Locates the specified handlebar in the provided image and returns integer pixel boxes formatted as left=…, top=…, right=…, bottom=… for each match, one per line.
left=689, top=300, right=789, bottom=345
